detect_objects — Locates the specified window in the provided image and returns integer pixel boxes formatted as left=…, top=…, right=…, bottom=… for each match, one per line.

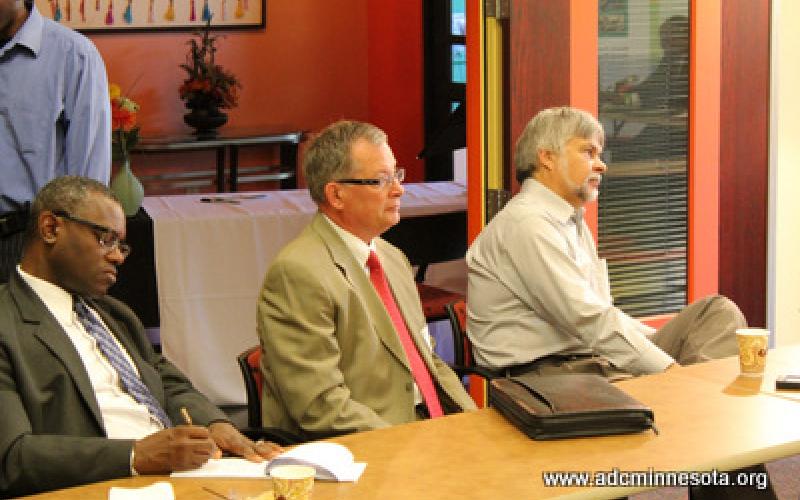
left=422, top=0, right=467, bottom=181
left=597, top=0, right=689, bottom=317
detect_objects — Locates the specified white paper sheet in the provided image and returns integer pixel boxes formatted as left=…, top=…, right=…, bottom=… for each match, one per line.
left=109, top=481, right=175, bottom=500
left=169, top=443, right=367, bottom=482
left=170, top=458, right=267, bottom=478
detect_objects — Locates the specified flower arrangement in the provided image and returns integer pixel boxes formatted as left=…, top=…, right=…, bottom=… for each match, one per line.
left=179, top=19, right=241, bottom=110
left=109, top=83, right=140, bottom=162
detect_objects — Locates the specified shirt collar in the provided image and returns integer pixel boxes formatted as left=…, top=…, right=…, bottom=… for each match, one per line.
left=521, top=177, right=583, bottom=226
left=1, top=4, right=43, bottom=58
left=321, top=214, right=376, bottom=270
left=16, top=265, right=75, bottom=325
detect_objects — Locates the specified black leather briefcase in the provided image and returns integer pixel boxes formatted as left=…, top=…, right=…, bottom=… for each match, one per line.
left=490, top=373, right=657, bottom=440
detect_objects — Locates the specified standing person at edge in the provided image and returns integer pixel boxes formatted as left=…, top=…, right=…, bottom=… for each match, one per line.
left=1, top=0, right=112, bottom=283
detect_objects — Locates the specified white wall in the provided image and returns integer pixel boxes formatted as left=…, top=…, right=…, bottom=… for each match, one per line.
left=769, top=0, right=800, bottom=345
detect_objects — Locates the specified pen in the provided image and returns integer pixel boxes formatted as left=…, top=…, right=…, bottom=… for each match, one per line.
left=180, top=407, right=193, bottom=425
left=200, top=197, right=240, bottom=204
left=201, top=486, right=230, bottom=499
left=199, top=194, right=266, bottom=203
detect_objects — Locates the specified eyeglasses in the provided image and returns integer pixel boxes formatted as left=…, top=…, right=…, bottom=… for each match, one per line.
left=335, top=168, right=405, bottom=190
left=53, top=210, right=131, bottom=258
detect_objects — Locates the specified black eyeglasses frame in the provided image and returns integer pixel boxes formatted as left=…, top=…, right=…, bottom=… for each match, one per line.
left=52, top=210, right=131, bottom=257
left=335, top=168, right=406, bottom=189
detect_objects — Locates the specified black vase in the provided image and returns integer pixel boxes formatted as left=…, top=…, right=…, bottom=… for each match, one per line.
left=184, top=104, right=228, bottom=139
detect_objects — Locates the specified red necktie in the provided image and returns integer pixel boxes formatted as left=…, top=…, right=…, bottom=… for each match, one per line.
left=366, top=251, right=444, bottom=418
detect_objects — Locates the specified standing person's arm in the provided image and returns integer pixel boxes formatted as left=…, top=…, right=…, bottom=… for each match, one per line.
left=64, top=40, right=111, bottom=182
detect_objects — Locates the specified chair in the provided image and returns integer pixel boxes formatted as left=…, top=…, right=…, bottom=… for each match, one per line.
left=445, top=299, right=496, bottom=408
left=382, top=211, right=467, bottom=322
left=236, top=346, right=305, bottom=445
left=444, top=299, right=471, bottom=368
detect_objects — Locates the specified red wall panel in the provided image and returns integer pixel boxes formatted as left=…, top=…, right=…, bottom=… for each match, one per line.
left=719, top=0, right=770, bottom=326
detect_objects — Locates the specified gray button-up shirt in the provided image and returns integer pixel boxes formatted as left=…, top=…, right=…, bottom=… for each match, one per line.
left=0, top=5, right=110, bottom=212
left=466, top=178, right=673, bottom=375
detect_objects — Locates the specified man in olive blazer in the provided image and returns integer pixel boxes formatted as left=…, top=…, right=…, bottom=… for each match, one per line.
left=0, top=176, right=279, bottom=498
left=257, top=121, right=475, bottom=438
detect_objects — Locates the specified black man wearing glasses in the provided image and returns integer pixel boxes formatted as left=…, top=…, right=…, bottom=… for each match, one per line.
left=0, top=176, right=282, bottom=498
left=257, top=120, right=475, bottom=439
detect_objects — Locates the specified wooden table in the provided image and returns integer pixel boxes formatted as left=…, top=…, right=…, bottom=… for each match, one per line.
left=21, top=345, right=800, bottom=499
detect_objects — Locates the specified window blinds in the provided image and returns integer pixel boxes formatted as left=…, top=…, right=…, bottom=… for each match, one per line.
left=597, top=0, right=689, bottom=318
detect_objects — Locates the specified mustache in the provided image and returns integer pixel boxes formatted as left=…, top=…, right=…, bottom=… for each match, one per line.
left=586, top=174, right=603, bottom=184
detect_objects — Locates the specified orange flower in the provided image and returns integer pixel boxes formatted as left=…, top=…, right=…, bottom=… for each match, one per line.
left=111, top=99, right=138, bottom=131
left=108, top=82, right=141, bottom=161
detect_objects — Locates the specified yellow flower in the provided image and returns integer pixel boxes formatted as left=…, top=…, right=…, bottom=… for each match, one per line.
left=109, top=82, right=122, bottom=100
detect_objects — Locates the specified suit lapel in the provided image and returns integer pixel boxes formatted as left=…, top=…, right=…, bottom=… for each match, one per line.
left=10, top=274, right=105, bottom=429
left=311, top=214, right=410, bottom=369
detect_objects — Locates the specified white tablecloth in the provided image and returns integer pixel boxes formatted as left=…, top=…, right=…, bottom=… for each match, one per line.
left=142, top=182, right=467, bottom=404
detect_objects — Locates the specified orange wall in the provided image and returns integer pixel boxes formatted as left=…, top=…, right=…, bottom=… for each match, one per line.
left=90, top=0, right=426, bottom=183
left=688, top=0, right=721, bottom=301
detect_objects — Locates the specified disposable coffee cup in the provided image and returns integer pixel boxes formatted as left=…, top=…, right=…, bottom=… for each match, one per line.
left=736, top=328, right=769, bottom=377
left=270, top=465, right=315, bottom=500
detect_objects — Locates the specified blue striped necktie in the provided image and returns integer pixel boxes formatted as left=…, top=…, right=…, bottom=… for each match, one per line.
left=73, top=297, right=172, bottom=428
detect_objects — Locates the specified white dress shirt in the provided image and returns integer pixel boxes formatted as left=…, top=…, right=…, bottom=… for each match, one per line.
left=466, top=179, right=673, bottom=375
left=322, top=215, right=432, bottom=405
left=18, top=267, right=163, bottom=439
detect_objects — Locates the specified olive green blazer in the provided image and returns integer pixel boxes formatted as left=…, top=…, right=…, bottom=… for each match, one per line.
left=257, top=213, right=475, bottom=437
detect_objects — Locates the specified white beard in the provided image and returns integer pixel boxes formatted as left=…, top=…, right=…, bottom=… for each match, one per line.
left=559, top=157, right=601, bottom=203
left=579, top=176, right=600, bottom=203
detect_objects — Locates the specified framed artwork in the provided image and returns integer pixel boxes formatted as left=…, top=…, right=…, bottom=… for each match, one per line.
left=599, top=0, right=628, bottom=37
left=33, top=0, right=265, bottom=31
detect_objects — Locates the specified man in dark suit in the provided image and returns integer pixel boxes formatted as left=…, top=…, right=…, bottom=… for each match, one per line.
left=258, top=120, right=475, bottom=438
left=0, top=176, right=281, bottom=498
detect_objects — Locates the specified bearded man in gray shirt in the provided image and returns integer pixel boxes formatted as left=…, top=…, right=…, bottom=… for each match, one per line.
left=466, top=106, right=743, bottom=380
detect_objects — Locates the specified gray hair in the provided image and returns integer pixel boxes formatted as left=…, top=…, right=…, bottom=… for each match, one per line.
left=514, top=106, right=604, bottom=183
left=26, top=176, right=116, bottom=242
left=303, top=120, right=388, bottom=204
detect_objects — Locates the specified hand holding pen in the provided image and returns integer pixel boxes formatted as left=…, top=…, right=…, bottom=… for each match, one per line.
left=132, top=407, right=282, bottom=474
left=132, top=407, right=216, bottom=474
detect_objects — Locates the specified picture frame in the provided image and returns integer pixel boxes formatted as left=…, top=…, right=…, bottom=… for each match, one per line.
left=599, top=0, right=628, bottom=38
left=33, top=0, right=265, bottom=32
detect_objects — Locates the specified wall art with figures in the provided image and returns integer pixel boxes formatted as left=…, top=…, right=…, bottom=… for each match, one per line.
left=34, top=0, right=264, bottom=31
